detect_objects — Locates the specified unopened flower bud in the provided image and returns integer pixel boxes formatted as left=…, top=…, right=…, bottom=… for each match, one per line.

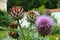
left=10, top=6, right=24, bottom=20
left=27, top=10, right=40, bottom=23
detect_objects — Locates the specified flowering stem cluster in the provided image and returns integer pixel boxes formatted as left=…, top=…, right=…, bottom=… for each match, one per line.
left=17, top=20, right=25, bottom=40
left=0, top=6, right=55, bottom=40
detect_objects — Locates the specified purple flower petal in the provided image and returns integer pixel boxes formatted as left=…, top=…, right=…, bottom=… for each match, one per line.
left=35, top=15, right=54, bottom=27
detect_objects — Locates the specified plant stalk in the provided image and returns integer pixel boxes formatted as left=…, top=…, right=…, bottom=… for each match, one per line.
left=27, top=23, right=33, bottom=40
left=17, top=20, right=25, bottom=40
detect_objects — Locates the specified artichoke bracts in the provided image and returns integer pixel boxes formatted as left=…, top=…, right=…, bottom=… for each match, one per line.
left=35, top=15, right=54, bottom=36
left=8, top=22, right=19, bottom=39
left=44, top=9, right=51, bottom=16
left=26, top=10, right=40, bottom=23
left=9, top=22, right=18, bottom=29
left=9, top=6, right=24, bottom=20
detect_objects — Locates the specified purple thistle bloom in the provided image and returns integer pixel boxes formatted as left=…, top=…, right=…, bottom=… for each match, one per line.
left=35, top=15, right=53, bottom=27
left=35, top=15, right=54, bottom=36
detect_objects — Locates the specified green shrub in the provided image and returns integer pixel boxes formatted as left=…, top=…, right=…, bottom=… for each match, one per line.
left=33, top=5, right=45, bottom=15
left=0, top=10, right=11, bottom=27
left=7, top=0, right=41, bottom=11
left=7, top=0, right=59, bottom=11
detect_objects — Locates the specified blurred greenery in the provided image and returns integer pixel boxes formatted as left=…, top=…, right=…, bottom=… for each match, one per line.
left=7, top=0, right=41, bottom=11
left=7, top=0, right=59, bottom=11
left=52, top=25, right=60, bottom=35
left=0, top=10, right=11, bottom=27
left=51, top=15, right=57, bottom=23
left=0, top=30, right=6, bottom=40
left=33, top=5, right=45, bottom=15
left=45, top=34, right=60, bottom=40
left=0, top=0, right=60, bottom=40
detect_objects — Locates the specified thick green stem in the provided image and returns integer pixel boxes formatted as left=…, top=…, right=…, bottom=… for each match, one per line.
left=17, top=20, right=25, bottom=40
left=17, top=38, right=18, bottom=40
left=27, top=23, right=33, bottom=40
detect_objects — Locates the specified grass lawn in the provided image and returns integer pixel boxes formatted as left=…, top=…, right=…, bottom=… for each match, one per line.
left=0, top=30, right=6, bottom=40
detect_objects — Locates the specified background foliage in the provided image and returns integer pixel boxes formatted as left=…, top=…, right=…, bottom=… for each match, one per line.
left=7, top=0, right=41, bottom=11
left=7, top=0, right=59, bottom=11
left=0, top=10, right=11, bottom=27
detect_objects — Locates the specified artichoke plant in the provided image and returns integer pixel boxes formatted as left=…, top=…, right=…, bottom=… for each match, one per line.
left=26, top=10, right=40, bottom=23
left=0, top=6, right=56, bottom=40
left=9, top=6, right=24, bottom=20
left=44, top=9, right=51, bottom=16
left=8, top=21, right=19, bottom=39
left=35, top=15, right=54, bottom=36
left=8, top=6, right=25, bottom=40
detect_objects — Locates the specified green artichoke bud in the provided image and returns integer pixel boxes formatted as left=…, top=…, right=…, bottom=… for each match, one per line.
left=9, top=6, right=24, bottom=20
left=26, top=10, right=40, bottom=23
